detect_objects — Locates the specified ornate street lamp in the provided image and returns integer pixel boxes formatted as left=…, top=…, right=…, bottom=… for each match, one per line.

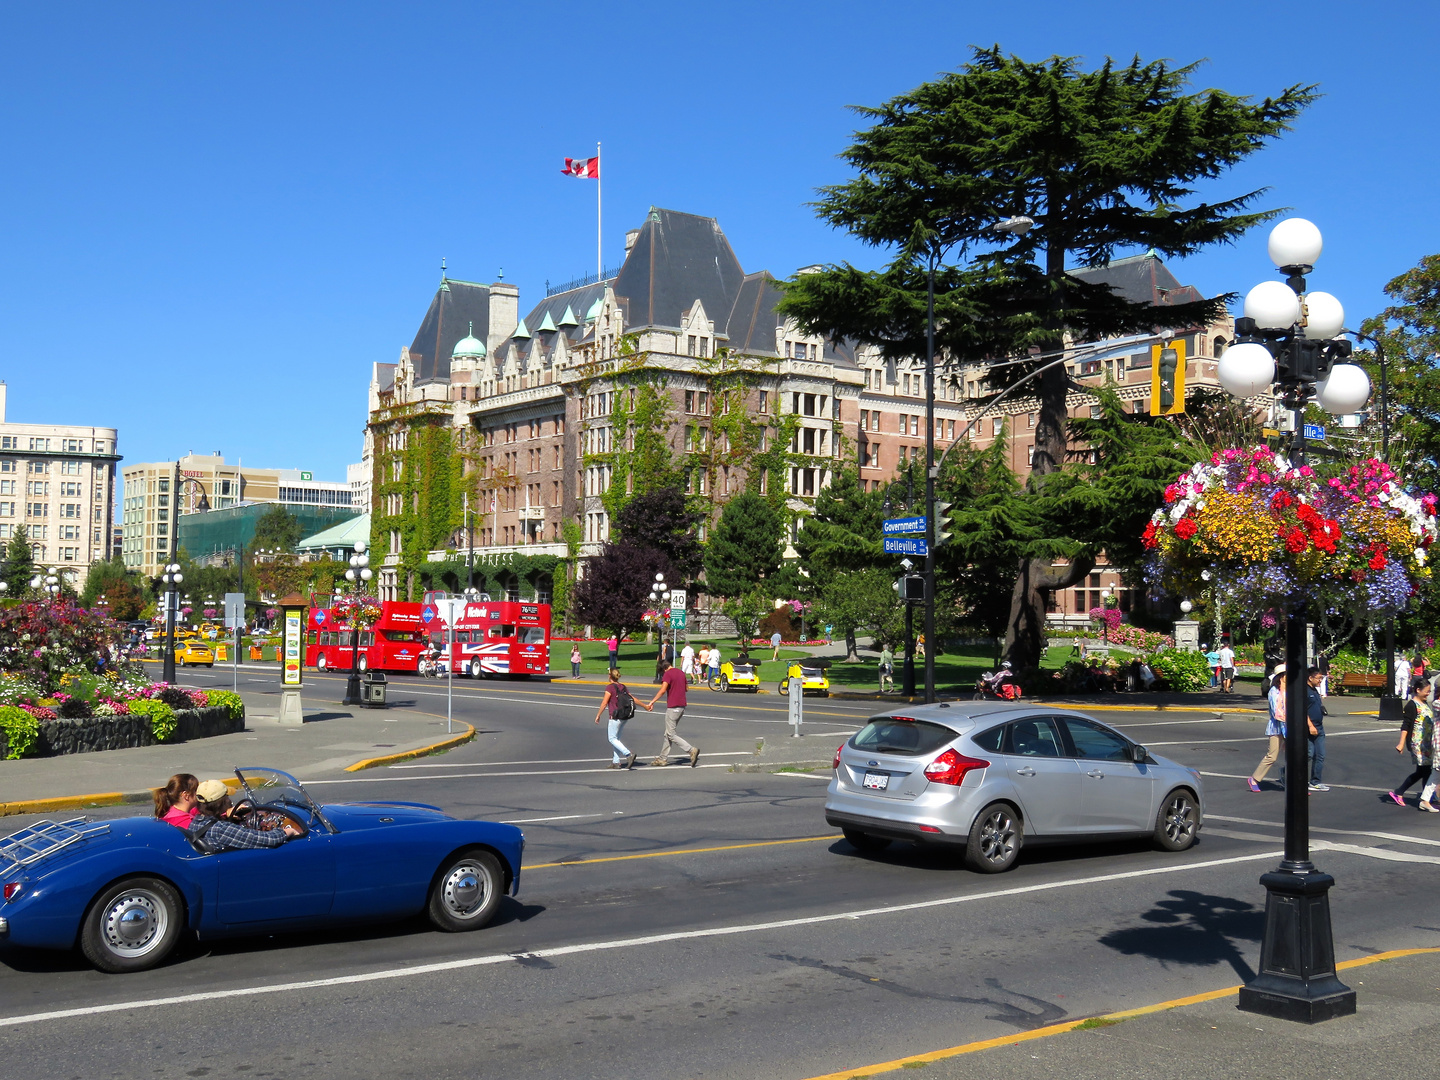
left=160, top=563, right=183, bottom=684
left=342, top=541, right=372, bottom=705
left=1217, top=218, right=1368, bottom=1023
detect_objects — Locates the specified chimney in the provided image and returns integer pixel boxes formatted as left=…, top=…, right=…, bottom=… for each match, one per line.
left=488, top=282, right=520, bottom=357
left=625, top=229, right=640, bottom=254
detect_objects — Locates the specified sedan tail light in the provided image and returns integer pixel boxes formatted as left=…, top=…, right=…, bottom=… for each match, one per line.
left=923, top=748, right=990, bottom=786
left=832, top=743, right=845, bottom=770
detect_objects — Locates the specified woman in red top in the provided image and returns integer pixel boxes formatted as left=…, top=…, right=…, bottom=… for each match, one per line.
left=154, top=773, right=200, bottom=828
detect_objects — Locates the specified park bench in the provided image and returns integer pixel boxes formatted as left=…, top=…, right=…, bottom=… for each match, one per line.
left=1339, top=672, right=1387, bottom=695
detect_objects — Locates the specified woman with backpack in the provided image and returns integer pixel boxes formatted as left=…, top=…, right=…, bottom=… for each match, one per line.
left=594, top=669, right=645, bottom=769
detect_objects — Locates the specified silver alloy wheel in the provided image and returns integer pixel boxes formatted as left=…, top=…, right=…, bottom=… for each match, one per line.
left=469, top=659, right=482, bottom=678
left=100, top=888, right=169, bottom=958
left=440, top=861, right=489, bottom=920
left=976, top=807, right=1017, bottom=866
left=1163, top=793, right=1196, bottom=845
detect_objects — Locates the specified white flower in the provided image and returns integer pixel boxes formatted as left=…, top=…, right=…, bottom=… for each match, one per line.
left=1416, top=548, right=1427, bottom=566
left=1201, top=570, right=1212, bottom=581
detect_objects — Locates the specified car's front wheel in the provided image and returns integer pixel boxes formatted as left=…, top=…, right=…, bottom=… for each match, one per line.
left=1154, top=789, right=1199, bottom=852
left=842, top=828, right=891, bottom=853
left=80, top=876, right=183, bottom=973
left=964, top=803, right=1021, bottom=874
left=427, top=849, right=504, bottom=932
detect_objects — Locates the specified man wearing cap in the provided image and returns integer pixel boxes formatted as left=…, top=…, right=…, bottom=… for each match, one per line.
left=186, top=779, right=300, bottom=851
left=1247, top=664, right=1287, bottom=792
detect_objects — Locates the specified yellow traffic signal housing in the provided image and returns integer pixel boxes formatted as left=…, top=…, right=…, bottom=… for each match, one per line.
left=1149, top=340, right=1186, bottom=415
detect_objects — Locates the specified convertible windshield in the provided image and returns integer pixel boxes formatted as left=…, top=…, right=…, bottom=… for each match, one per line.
left=235, top=768, right=336, bottom=833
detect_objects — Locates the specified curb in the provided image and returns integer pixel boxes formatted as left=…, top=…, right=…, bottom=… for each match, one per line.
left=731, top=759, right=834, bottom=773
left=343, top=722, right=477, bottom=772
left=799, top=945, right=1440, bottom=1080
left=0, top=776, right=246, bottom=820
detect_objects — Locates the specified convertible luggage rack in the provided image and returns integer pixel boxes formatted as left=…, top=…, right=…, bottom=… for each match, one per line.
left=0, top=817, right=111, bottom=877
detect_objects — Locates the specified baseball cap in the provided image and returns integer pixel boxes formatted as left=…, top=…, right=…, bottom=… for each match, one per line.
left=196, top=779, right=230, bottom=803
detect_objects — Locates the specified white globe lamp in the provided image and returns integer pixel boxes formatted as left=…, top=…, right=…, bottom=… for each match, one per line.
left=1315, top=364, right=1372, bottom=415
left=1244, top=281, right=1302, bottom=330
left=1302, top=292, right=1345, bottom=340
left=1216, top=342, right=1277, bottom=397
left=1268, top=218, right=1324, bottom=270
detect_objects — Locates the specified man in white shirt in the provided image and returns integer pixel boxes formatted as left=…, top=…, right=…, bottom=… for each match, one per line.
left=1394, top=654, right=1412, bottom=698
left=680, top=643, right=696, bottom=684
left=1217, top=642, right=1236, bottom=692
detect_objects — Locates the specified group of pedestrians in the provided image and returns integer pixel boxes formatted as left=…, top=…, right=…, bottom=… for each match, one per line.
left=1246, top=664, right=1329, bottom=793
left=590, top=660, right=701, bottom=770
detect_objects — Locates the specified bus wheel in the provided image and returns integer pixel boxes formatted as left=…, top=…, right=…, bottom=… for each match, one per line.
left=317, top=654, right=327, bottom=670
left=358, top=655, right=368, bottom=672
left=468, top=660, right=482, bottom=679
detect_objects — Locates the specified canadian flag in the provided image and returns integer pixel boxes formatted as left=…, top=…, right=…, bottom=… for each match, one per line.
left=562, top=156, right=599, bottom=178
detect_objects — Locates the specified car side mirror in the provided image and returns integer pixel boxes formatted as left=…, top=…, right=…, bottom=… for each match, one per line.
left=1130, top=744, right=1148, bottom=763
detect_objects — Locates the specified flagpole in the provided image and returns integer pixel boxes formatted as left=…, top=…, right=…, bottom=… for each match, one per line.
left=596, top=140, right=602, bottom=282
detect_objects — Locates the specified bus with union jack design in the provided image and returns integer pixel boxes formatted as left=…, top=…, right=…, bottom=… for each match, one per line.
left=305, top=602, right=428, bottom=673
left=423, top=596, right=552, bottom=678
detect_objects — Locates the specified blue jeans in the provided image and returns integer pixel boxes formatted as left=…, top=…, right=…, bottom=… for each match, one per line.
left=572, top=662, right=581, bottom=677
left=607, top=717, right=631, bottom=763
left=1309, top=731, right=1325, bottom=783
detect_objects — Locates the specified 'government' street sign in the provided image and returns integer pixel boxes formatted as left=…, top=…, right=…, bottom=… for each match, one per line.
left=884, top=537, right=929, bottom=556
left=883, top=516, right=927, bottom=536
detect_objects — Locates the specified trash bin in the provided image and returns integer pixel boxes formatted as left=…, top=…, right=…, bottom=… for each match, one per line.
left=361, top=671, right=388, bottom=709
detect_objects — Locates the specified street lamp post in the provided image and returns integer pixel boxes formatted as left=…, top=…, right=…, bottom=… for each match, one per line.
left=342, top=542, right=372, bottom=706
left=160, top=563, right=183, bottom=684
left=1217, top=218, right=1370, bottom=1023
left=650, top=572, right=669, bottom=675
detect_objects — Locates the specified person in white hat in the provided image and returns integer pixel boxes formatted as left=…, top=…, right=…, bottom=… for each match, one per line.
left=187, top=779, right=299, bottom=851
left=1248, top=664, right=1287, bottom=792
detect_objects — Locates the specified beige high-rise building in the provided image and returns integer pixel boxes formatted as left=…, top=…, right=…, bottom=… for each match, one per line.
left=0, top=383, right=119, bottom=589
left=121, top=453, right=357, bottom=576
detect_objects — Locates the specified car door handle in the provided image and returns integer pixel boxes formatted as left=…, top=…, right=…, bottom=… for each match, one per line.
left=1015, top=766, right=1036, bottom=777
left=1086, top=769, right=1105, bottom=778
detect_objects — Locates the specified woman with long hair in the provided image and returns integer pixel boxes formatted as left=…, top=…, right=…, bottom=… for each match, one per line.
left=154, top=773, right=200, bottom=828
left=1388, top=680, right=1436, bottom=809
left=592, top=669, right=644, bottom=769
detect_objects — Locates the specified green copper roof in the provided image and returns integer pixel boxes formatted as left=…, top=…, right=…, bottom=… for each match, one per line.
left=537, top=310, right=558, bottom=333
left=586, top=295, right=604, bottom=320
left=510, top=317, right=531, bottom=340
left=557, top=304, right=579, bottom=328
left=451, top=320, right=487, bottom=359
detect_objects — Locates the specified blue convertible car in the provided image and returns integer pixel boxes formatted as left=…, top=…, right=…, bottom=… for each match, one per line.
left=0, top=768, right=524, bottom=973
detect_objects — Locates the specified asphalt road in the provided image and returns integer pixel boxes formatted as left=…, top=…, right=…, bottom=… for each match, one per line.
left=3, top=668, right=1438, bottom=1079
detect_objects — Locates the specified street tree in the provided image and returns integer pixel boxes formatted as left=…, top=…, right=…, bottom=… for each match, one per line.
left=615, top=485, right=704, bottom=583
left=3, top=526, right=36, bottom=596
left=572, top=541, right=672, bottom=639
left=703, top=491, right=783, bottom=599
left=812, top=567, right=907, bottom=660
left=1360, top=253, right=1440, bottom=488
left=252, top=505, right=304, bottom=552
left=780, top=46, right=1313, bottom=667
left=721, top=587, right=771, bottom=651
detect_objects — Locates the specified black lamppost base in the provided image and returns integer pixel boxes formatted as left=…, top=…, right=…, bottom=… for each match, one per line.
left=1237, top=869, right=1356, bottom=1024
left=343, top=673, right=361, bottom=706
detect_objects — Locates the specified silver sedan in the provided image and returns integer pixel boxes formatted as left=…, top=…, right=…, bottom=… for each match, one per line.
left=824, top=702, right=1204, bottom=873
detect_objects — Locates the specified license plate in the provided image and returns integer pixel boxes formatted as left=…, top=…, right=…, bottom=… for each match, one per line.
left=863, top=771, right=889, bottom=790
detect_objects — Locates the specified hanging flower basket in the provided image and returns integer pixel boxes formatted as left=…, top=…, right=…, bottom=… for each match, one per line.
left=1143, top=446, right=1437, bottom=621
left=331, top=596, right=383, bottom=630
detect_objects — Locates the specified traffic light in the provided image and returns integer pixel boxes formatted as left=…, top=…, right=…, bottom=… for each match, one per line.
left=1149, top=340, right=1187, bottom=415
left=934, top=499, right=954, bottom=548
left=895, top=575, right=925, bottom=602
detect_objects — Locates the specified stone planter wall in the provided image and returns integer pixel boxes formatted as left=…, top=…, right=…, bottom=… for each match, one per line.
left=30, top=706, right=244, bottom=757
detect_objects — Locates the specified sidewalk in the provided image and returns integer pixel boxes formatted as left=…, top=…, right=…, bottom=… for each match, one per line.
left=0, top=689, right=473, bottom=816
left=807, top=948, right=1440, bottom=1080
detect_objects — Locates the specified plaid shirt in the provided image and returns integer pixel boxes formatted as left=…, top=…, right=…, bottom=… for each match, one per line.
left=188, top=816, right=290, bottom=852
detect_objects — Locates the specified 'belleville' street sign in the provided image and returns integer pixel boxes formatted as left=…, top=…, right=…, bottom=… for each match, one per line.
left=884, top=537, right=929, bottom=557
left=882, top=516, right=927, bottom=536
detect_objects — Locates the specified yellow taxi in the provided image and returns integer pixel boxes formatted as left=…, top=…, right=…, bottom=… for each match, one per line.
left=778, top=658, right=830, bottom=696
left=174, top=640, right=215, bottom=667
left=709, top=657, right=761, bottom=692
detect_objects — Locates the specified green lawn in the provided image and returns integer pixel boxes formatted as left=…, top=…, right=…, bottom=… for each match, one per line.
left=823, top=644, right=1073, bottom=694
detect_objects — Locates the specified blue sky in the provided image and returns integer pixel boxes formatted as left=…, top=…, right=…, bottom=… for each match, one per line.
left=1, top=2, right=1434, bottom=488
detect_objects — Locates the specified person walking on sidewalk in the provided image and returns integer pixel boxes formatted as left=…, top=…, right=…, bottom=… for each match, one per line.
left=1305, top=666, right=1328, bottom=792
left=1394, top=653, right=1412, bottom=699
left=878, top=644, right=895, bottom=693
left=606, top=634, right=619, bottom=670
left=570, top=644, right=583, bottom=679
left=593, top=670, right=645, bottom=769
left=1389, top=679, right=1437, bottom=809
left=1247, top=664, right=1286, bottom=792
left=1217, top=640, right=1236, bottom=693
left=646, top=658, right=699, bottom=767
left=771, top=630, right=782, bottom=661
left=707, top=643, right=722, bottom=687
left=681, top=641, right=696, bottom=685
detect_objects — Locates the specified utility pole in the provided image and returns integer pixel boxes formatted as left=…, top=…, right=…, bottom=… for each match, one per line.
left=923, top=255, right=937, bottom=703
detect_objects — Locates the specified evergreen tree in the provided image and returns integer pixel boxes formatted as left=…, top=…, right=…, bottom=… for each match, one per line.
left=703, top=491, right=783, bottom=599
left=252, top=504, right=303, bottom=552
left=3, top=526, right=35, bottom=595
left=1360, top=253, right=1440, bottom=489
left=779, top=46, right=1313, bottom=667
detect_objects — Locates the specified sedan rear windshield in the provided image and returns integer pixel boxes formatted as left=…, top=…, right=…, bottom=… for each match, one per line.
left=851, top=719, right=957, bottom=757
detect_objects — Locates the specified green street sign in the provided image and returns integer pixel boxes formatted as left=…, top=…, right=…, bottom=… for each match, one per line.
left=671, top=613, right=687, bottom=628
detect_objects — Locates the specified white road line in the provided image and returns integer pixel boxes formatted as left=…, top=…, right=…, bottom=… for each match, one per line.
left=305, top=762, right=752, bottom=785
left=1109, top=718, right=1227, bottom=728
left=0, top=849, right=1285, bottom=1029
left=1317, top=841, right=1440, bottom=865
left=1198, top=771, right=1395, bottom=794
left=500, top=813, right=622, bottom=825
left=1147, top=729, right=1389, bottom=747
left=770, top=771, right=829, bottom=780
left=1208, top=813, right=1440, bottom=849
left=391, top=758, right=617, bottom=768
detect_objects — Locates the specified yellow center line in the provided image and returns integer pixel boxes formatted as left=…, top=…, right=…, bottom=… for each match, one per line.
left=797, top=946, right=1440, bottom=1080
left=526, top=834, right=838, bottom=870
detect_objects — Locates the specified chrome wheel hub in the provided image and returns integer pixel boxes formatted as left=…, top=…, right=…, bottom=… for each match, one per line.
left=1165, top=799, right=1195, bottom=842
left=102, top=891, right=167, bottom=955
left=442, top=864, right=487, bottom=918
left=979, top=812, right=1016, bottom=862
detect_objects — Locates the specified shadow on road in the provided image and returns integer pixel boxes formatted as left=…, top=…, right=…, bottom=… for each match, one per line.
left=1098, top=888, right=1262, bottom=982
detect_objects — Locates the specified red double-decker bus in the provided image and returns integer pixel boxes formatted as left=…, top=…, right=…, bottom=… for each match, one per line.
left=305, top=602, right=428, bottom=673
left=425, top=597, right=551, bottom=678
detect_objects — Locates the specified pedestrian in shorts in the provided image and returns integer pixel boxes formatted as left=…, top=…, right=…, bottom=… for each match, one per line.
left=1217, top=640, right=1236, bottom=693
